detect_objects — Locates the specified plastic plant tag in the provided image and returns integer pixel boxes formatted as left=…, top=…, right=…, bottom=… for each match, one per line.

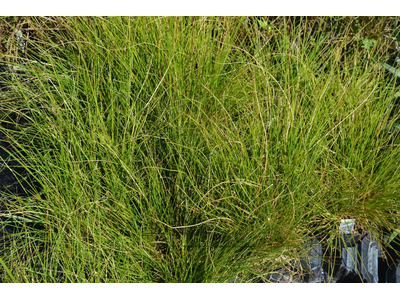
left=340, top=219, right=355, bottom=235
left=301, top=238, right=323, bottom=283
left=360, top=233, right=379, bottom=283
left=342, top=246, right=358, bottom=274
left=386, top=262, right=400, bottom=283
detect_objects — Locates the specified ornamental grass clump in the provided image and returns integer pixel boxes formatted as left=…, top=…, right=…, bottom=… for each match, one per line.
left=0, top=16, right=400, bottom=282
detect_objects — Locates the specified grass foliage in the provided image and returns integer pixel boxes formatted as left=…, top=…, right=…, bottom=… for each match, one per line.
left=1, top=17, right=400, bottom=282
